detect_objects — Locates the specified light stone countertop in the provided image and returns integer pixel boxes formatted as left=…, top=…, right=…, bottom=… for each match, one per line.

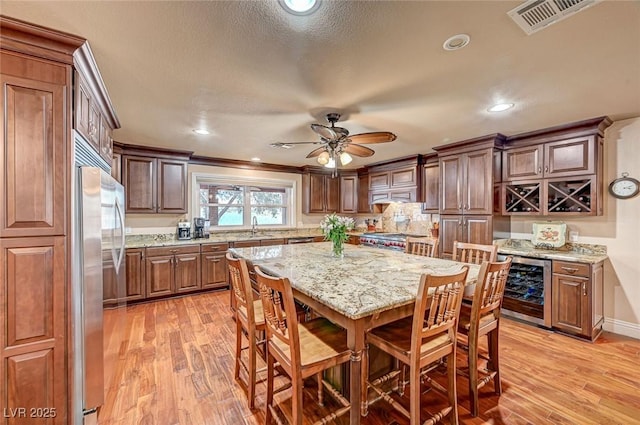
left=495, top=239, right=608, bottom=264
left=229, top=242, right=479, bottom=320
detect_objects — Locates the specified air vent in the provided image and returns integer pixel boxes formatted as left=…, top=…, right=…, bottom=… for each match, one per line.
left=508, top=0, right=601, bottom=35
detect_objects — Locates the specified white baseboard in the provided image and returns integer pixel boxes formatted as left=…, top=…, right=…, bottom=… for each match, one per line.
left=603, top=317, right=640, bottom=340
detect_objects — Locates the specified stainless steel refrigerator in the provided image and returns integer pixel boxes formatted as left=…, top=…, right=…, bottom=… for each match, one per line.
left=72, top=166, right=126, bottom=424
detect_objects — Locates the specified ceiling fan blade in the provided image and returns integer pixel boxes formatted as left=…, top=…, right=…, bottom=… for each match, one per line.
left=270, top=141, right=322, bottom=148
left=348, top=131, right=397, bottom=144
left=311, top=123, right=338, bottom=140
left=343, top=144, right=375, bottom=157
left=306, top=146, right=328, bottom=158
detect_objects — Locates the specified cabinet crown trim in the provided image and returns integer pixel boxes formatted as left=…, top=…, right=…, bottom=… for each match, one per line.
left=506, top=116, right=611, bottom=147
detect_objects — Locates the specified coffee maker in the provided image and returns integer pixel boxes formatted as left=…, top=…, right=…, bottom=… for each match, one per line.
left=193, top=217, right=208, bottom=239
left=177, top=221, right=191, bottom=240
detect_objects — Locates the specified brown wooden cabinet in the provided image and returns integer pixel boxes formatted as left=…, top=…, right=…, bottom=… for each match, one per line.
left=421, top=159, right=439, bottom=213
left=145, top=245, right=200, bottom=298
left=174, top=251, right=201, bottom=294
left=124, top=248, right=146, bottom=301
left=439, top=148, right=493, bottom=215
left=122, top=155, right=188, bottom=214
left=302, top=172, right=340, bottom=214
left=551, top=260, right=604, bottom=341
left=201, top=243, right=229, bottom=289
left=368, top=160, right=420, bottom=204
left=357, top=173, right=371, bottom=213
left=439, top=215, right=493, bottom=259
left=339, top=174, right=358, bottom=213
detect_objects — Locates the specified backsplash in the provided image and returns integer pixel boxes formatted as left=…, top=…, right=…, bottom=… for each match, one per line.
left=379, top=203, right=437, bottom=235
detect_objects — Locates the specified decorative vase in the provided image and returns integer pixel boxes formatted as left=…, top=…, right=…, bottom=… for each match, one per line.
left=332, top=240, right=344, bottom=259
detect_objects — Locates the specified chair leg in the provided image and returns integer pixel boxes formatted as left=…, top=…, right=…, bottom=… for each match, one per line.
left=361, top=343, right=369, bottom=416
left=291, top=375, right=304, bottom=425
left=488, top=328, right=502, bottom=395
left=447, top=351, right=459, bottom=425
left=317, top=372, right=324, bottom=406
left=468, top=335, right=480, bottom=417
left=409, top=363, right=420, bottom=425
left=248, top=328, right=257, bottom=409
left=234, top=318, right=242, bottom=382
left=265, top=352, right=274, bottom=425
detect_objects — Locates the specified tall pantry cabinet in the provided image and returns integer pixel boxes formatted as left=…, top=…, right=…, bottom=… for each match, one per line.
left=1, top=17, right=118, bottom=423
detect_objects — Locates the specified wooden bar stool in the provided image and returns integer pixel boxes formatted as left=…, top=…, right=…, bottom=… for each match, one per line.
left=405, top=236, right=439, bottom=257
left=452, top=241, right=497, bottom=264
left=227, top=252, right=266, bottom=409
left=364, top=267, right=469, bottom=425
left=254, top=266, right=352, bottom=425
left=456, top=257, right=512, bottom=417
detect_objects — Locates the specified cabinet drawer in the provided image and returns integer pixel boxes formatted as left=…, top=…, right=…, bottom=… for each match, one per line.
left=261, top=238, right=286, bottom=246
left=201, top=242, right=229, bottom=253
left=552, top=261, right=590, bottom=277
left=146, top=244, right=200, bottom=257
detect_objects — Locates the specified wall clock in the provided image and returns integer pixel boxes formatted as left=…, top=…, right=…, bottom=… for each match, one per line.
left=608, top=172, right=640, bottom=199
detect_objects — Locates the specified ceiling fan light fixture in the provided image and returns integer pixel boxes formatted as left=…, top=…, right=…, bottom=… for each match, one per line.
left=324, top=156, right=336, bottom=169
left=317, top=150, right=330, bottom=165
left=339, top=152, right=353, bottom=166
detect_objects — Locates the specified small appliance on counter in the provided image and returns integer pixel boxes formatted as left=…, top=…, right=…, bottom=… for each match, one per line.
left=193, top=217, right=209, bottom=239
left=177, top=220, right=191, bottom=240
left=365, top=218, right=378, bottom=232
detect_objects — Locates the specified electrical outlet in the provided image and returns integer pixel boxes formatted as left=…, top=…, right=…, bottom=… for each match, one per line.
left=569, top=231, right=578, bottom=242
left=125, top=227, right=132, bottom=234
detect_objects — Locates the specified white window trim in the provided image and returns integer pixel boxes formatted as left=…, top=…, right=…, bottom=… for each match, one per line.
left=191, top=172, right=297, bottom=230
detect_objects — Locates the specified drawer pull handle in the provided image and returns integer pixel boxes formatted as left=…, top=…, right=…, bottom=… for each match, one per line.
left=582, top=282, right=587, bottom=296
left=538, top=166, right=542, bottom=174
left=561, top=266, right=579, bottom=274
left=170, top=249, right=178, bottom=253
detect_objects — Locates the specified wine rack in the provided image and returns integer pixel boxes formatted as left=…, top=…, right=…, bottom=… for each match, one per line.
left=546, top=177, right=595, bottom=215
left=503, top=181, right=541, bottom=214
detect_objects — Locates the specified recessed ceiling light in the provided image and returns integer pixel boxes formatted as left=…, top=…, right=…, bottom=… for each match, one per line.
left=279, top=0, right=320, bottom=15
left=251, top=157, right=261, bottom=162
left=488, top=103, right=515, bottom=112
left=193, top=129, right=210, bottom=135
left=443, top=34, right=470, bottom=51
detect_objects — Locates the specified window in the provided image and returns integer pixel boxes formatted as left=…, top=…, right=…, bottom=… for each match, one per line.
left=194, top=174, right=295, bottom=229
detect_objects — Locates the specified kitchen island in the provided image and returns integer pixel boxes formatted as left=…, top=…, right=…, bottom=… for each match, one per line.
left=229, top=242, right=479, bottom=424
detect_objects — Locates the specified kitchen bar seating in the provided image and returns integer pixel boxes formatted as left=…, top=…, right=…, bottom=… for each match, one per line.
left=254, top=266, right=352, bottom=425
left=456, top=257, right=512, bottom=417
left=405, top=236, right=439, bottom=257
left=227, top=253, right=266, bottom=409
left=364, top=267, right=469, bottom=425
left=452, top=241, right=498, bottom=265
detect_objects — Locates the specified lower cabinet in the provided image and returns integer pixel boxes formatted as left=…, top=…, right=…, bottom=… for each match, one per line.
left=439, top=215, right=493, bottom=259
left=124, top=248, right=146, bottom=301
left=551, top=260, right=604, bottom=341
left=144, top=245, right=201, bottom=299
left=201, top=243, right=229, bottom=290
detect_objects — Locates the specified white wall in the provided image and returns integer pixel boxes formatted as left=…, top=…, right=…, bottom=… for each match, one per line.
left=510, top=117, right=640, bottom=338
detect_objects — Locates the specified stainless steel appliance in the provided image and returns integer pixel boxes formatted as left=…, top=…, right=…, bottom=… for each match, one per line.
left=177, top=221, right=191, bottom=240
left=73, top=165, right=126, bottom=424
left=360, top=232, right=409, bottom=251
left=498, top=254, right=552, bottom=327
left=193, top=217, right=207, bottom=239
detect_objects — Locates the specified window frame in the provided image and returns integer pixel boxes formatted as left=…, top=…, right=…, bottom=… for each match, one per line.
left=191, top=172, right=297, bottom=230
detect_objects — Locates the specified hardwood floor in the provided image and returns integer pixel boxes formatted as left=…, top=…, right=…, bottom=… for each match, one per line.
left=99, top=290, right=640, bottom=425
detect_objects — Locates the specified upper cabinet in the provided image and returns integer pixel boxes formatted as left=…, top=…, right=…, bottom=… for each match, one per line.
left=302, top=170, right=340, bottom=214
left=421, top=155, right=439, bottom=213
left=500, top=117, right=611, bottom=216
left=439, top=147, right=494, bottom=215
left=119, top=144, right=191, bottom=214
left=367, top=156, right=421, bottom=205
left=339, top=174, right=358, bottom=214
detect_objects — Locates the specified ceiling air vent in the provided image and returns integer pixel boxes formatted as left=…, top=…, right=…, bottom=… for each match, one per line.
left=508, top=0, right=602, bottom=35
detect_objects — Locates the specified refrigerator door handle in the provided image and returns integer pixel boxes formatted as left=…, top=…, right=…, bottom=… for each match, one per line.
left=114, top=197, right=126, bottom=271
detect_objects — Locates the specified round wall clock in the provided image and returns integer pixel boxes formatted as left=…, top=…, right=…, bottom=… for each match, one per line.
left=609, top=172, right=640, bottom=199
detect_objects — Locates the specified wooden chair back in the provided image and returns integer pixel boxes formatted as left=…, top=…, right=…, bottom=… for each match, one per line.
left=254, top=266, right=302, bottom=370
left=452, top=241, right=498, bottom=264
left=405, top=236, right=439, bottom=257
left=226, top=252, right=255, bottom=321
left=470, top=257, right=512, bottom=322
left=410, top=267, right=469, bottom=358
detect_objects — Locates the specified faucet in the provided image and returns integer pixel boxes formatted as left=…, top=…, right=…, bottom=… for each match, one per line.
left=251, top=216, right=258, bottom=235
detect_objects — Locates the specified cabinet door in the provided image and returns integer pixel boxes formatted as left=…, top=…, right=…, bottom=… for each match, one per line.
left=157, top=159, right=188, bottom=213
left=357, top=174, right=371, bottom=213
left=325, top=176, right=340, bottom=213
left=552, top=274, right=590, bottom=337
left=1, top=68, right=66, bottom=237
left=462, top=215, right=493, bottom=245
left=340, top=175, right=358, bottom=213
left=111, top=152, right=122, bottom=183
left=175, top=253, right=201, bottom=293
left=369, top=171, right=390, bottom=190
left=390, top=167, right=417, bottom=188
left=74, top=72, right=91, bottom=142
left=123, top=156, right=156, bottom=213
left=102, top=254, right=118, bottom=306
left=99, top=115, right=113, bottom=165
left=544, top=136, right=595, bottom=178
left=145, top=255, right=174, bottom=298
left=201, top=252, right=228, bottom=289
left=88, top=101, right=101, bottom=152
left=439, top=155, right=463, bottom=214
left=422, top=163, right=439, bottom=212
left=464, top=148, right=493, bottom=214
left=304, top=174, right=326, bottom=213
left=502, top=145, right=543, bottom=181
left=439, top=215, right=463, bottom=259
left=125, top=248, right=146, bottom=301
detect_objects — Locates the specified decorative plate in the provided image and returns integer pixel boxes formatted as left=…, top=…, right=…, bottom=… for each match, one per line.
left=532, top=222, right=566, bottom=249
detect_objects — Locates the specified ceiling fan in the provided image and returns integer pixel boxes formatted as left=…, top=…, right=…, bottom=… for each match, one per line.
left=270, top=113, right=397, bottom=171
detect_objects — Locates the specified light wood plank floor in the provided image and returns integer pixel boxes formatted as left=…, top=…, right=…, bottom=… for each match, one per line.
left=98, top=290, right=640, bottom=425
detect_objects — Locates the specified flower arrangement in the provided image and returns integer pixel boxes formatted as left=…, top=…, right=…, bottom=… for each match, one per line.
left=320, top=213, right=355, bottom=258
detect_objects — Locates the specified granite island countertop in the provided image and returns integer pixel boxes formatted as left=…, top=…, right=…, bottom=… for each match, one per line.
left=229, top=242, right=480, bottom=320
left=495, top=239, right=607, bottom=264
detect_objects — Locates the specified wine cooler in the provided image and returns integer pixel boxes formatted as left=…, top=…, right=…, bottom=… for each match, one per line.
left=498, top=254, right=552, bottom=327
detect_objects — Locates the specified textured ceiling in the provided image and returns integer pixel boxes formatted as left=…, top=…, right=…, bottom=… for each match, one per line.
left=2, top=0, right=639, bottom=168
